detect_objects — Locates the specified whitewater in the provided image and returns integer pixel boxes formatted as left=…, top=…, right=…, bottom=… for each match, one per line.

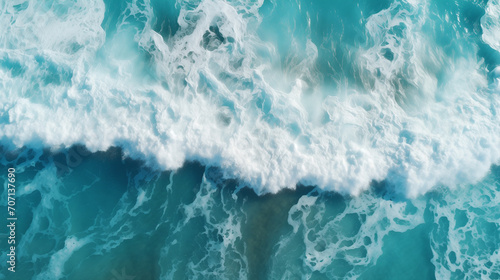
left=1, top=0, right=498, bottom=197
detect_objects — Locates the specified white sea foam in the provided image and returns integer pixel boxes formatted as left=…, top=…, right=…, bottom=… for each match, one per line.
left=159, top=172, right=248, bottom=279
left=430, top=178, right=500, bottom=279
left=272, top=189, right=426, bottom=278
left=36, top=236, right=90, bottom=280
left=0, top=0, right=499, bottom=197
left=482, top=0, right=500, bottom=52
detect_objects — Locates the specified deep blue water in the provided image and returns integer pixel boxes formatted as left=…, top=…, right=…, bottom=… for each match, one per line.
left=0, top=0, right=500, bottom=279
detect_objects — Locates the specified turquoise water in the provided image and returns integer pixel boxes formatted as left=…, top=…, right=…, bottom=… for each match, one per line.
left=1, top=147, right=499, bottom=279
left=1, top=0, right=500, bottom=279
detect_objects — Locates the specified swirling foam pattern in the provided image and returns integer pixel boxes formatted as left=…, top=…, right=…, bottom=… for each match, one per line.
left=0, top=0, right=500, bottom=279
left=0, top=148, right=499, bottom=279
left=1, top=0, right=498, bottom=196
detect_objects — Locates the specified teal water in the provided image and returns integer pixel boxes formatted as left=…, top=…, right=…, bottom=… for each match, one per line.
left=1, top=0, right=500, bottom=279
left=1, top=147, right=499, bottom=279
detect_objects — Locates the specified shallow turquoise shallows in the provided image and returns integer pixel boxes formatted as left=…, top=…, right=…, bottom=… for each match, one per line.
left=0, top=0, right=500, bottom=279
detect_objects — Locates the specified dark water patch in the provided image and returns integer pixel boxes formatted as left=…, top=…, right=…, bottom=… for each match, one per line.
left=101, top=0, right=129, bottom=38
left=239, top=185, right=314, bottom=279
left=151, top=0, right=180, bottom=40
left=202, top=25, right=226, bottom=51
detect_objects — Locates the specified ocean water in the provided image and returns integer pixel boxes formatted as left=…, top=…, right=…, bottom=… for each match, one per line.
left=0, top=0, right=499, bottom=279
